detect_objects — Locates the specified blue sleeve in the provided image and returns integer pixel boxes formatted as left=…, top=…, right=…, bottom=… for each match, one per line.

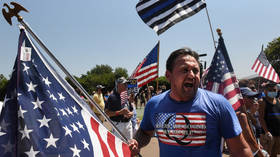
left=218, top=97, right=242, bottom=139
left=140, top=100, right=155, bottom=131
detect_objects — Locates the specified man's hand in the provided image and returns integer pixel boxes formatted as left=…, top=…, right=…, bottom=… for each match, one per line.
left=124, top=111, right=133, bottom=118
left=265, top=132, right=273, bottom=141
left=119, top=108, right=130, bottom=115
left=129, top=139, right=140, bottom=157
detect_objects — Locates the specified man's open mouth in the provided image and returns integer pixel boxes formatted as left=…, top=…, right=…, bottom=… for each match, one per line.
left=184, top=83, right=193, bottom=88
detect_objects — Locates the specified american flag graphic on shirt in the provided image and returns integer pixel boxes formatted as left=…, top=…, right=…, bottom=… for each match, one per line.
left=155, top=113, right=206, bottom=146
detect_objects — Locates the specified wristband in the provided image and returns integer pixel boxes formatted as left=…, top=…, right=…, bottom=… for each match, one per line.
left=115, top=111, right=119, bottom=116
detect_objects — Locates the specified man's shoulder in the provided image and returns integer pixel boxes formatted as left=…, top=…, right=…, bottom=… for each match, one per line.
left=108, top=92, right=118, bottom=98
left=107, top=92, right=119, bottom=103
left=198, top=88, right=225, bottom=100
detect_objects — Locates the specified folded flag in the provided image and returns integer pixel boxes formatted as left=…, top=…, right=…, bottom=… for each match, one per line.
left=136, top=0, right=206, bottom=35
left=0, top=28, right=131, bottom=157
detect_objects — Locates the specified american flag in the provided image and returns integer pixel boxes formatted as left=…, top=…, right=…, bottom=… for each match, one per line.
left=0, top=28, right=131, bottom=157
left=136, top=0, right=206, bottom=35
left=251, top=46, right=279, bottom=83
left=155, top=113, right=206, bottom=146
left=203, top=36, right=242, bottom=110
left=120, top=91, right=128, bottom=106
left=131, top=42, right=159, bottom=87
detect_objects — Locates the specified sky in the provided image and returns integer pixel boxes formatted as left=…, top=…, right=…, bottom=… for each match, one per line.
left=1, top=0, right=280, bottom=80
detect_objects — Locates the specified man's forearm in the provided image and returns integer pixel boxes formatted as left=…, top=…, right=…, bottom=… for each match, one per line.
left=105, top=109, right=118, bottom=117
left=133, top=128, right=152, bottom=148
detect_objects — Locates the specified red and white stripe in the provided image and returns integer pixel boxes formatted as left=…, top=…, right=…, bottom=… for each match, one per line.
left=251, top=59, right=279, bottom=83
left=205, top=72, right=242, bottom=110
left=157, top=113, right=206, bottom=147
left=134, top=62, right=158, bottom=87
left=120, top=91, right=128, bottom=105
left=81, top=110, right=131, bottom=157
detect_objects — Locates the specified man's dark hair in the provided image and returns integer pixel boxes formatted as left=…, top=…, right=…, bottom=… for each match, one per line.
left=166, top=47, right=199, bottom=72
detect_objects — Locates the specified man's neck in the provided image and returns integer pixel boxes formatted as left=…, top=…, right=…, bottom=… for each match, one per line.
left=169, top=91, right=195, bottom=102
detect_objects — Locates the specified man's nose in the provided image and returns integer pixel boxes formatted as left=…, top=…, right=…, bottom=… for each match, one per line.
left=187, top=70, right=195, bottom=78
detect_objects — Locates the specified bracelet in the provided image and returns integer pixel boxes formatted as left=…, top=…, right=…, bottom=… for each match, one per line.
left=115, top=111, right=119, bottom=116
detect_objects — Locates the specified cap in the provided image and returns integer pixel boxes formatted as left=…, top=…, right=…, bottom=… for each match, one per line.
left=240, top=87, right=260, bottom=97
left=116, top=77, right=128, bottom=84
left=96, top=85, right=105, bottom=89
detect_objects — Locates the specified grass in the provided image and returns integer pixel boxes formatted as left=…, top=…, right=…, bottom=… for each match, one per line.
left=136, top=106, right=145, bottom=120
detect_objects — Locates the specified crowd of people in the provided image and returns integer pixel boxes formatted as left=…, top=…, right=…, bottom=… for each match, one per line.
left=236, top=79, right=280, bottom=157
left=81, top=47, right=279, bottom=157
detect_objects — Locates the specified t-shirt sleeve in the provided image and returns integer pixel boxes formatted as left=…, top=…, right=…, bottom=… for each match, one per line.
left=140, top=100, right=155, bottom=131
left=218, top=96, right=242, bottom=139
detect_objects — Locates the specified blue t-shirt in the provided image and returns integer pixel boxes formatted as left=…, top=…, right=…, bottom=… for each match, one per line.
left=140, top=88, right=241, bottom=157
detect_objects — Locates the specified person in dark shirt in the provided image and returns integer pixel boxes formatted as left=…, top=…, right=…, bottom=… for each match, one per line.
left=105, top=77, right=133, bottom=140
left=259, top=82, right=280, bottom=157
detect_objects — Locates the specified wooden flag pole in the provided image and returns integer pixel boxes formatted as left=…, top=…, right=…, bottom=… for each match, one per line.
left=2, top=2, right=129, bottom=143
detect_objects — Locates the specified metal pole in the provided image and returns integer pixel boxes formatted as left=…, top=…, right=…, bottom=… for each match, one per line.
left=205, top=6, right=217, bottom=50
left=156, top=41, right=160, bottom=92
left=18, top=18, right=129, bottom=143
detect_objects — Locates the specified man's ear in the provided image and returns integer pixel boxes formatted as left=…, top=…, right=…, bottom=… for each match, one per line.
left=165, top=70, right=171, bottom=82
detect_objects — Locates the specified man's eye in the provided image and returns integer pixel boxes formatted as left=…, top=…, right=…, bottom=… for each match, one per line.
left=183, top=69, right=189, bottom=73
left=192, top=69, right=199, bottom=74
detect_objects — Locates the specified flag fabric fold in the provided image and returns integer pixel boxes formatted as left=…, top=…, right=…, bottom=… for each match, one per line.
left=136, top=0, right=206, bottom=35
left=0, top=28, right=130, bottom=157
left=203, top=36, right=243, bottom=110
left=251, top=46, right=279, bottom=83
left=131, top=42, right=159, bottom=87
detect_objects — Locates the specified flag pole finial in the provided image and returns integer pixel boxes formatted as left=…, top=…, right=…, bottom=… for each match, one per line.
left=216, top=28, right=222, bottom=37
left=2, top=2, right=28, bottom=25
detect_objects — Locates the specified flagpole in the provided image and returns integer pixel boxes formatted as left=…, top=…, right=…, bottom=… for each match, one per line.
left=2, top=4, right=129, bottom=143
left=216, top=28, right=226, bottom=153
left=20, top=21, right=129, bottom=143
left=156, top=41, right=160, bottom=92
left=205, top=6, right=217, bottom=50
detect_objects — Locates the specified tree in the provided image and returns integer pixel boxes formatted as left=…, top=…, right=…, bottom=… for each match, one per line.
left=87, top=64, right=113, bottom=75
left=265, top=37, right=280, bottom=75
left=66, top=64, right=128, bottom=94
left=114, top=67, right=128, bottom=79
left=0, top=74, right=9, bottom=101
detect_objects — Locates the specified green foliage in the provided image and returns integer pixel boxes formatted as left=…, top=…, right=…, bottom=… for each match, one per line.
left=265, top=37, right=280, bottom=75
left=114, top=67, right=128, bottom=79
left=87, top=64, right=113, bottom=75
left=0, top=74, right=9, bottom=101
left=66, top=64, right=128, bottom=94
